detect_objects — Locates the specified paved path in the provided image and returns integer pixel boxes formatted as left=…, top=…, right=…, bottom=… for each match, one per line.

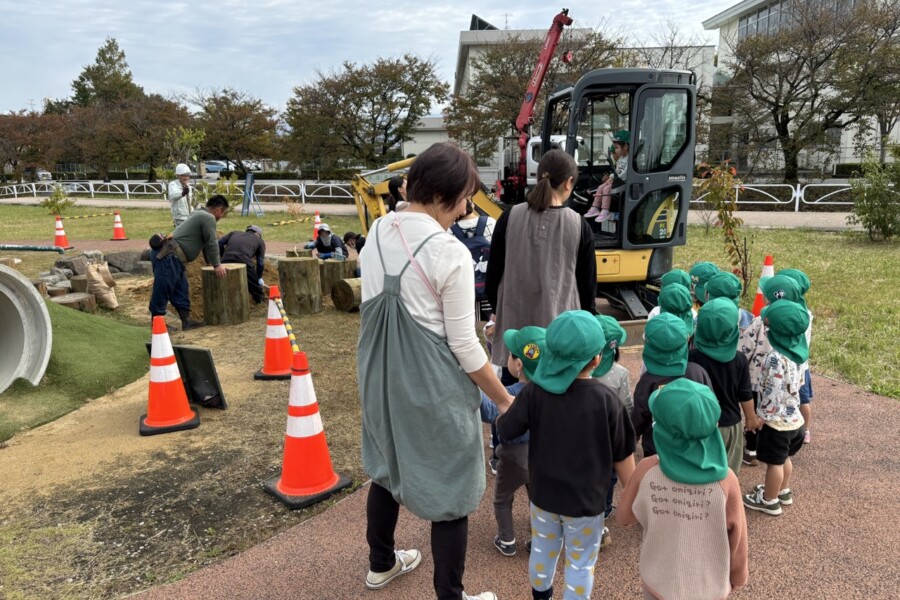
left=1, top=197, right=859, bottom=230
left=135, top=350, right=900, bottom=600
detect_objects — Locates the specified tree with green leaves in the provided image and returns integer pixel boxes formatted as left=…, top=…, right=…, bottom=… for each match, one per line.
left=72, top=37, right=143, bottom=106
left=192, top=88, right=277, bottom=174
left=283, top=54, right=448, bottom=168
left=120, top=94, right=191, bottom=181
left=165, top=125, right=206, bottom=166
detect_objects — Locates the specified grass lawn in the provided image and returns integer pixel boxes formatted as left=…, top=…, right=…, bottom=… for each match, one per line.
left=0, top=205, right=362, bottom=244
left=676, top=226, right=900, bottom=398
left=0, top=300, right=150, bottom=442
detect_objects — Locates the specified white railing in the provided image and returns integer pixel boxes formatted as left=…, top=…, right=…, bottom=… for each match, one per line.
left=691, top=182, right=856, bottom=212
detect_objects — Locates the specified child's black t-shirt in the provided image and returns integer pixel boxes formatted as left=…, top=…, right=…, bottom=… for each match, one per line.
left=688, top=349, right=753, bottom=428
left=497, top=378, right=635, bottom=517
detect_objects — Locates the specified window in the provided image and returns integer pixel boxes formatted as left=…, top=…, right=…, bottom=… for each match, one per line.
left=633, top=89, right=690, bottom=174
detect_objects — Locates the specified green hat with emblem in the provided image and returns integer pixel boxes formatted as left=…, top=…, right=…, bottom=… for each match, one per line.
left=694, top=298, right=740, bottom=363
left=761, top=274, right=806, bottom=310
left=777, top=268, right=810, bottom=297
left=650, top=378, right=728, bottom=485
left=689, top=262, right=720, bottom=305
left=503, top=326, right=546, bottom=381
left=658, top=284, right=694, bottom=336
left=533, top=311, right=605, bottom=395
left=592, top=315, right=627, bottom=377
left=761, top=300, right=810, bottom=365
left=642, top=313, right=689, bottom=377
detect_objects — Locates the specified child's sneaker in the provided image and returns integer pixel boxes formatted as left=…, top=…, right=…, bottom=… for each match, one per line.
left=493, top=536, right=516, bottom=557
left=584, top=206, right=601, bottom=218
left=743, top=488, right=782, bottom=515
left=595, top=209, right=611, bottom=223
left=489, top=456, right=499, bottom=476
left=742, top=449, right=758, bottom=466
left=365, top=549, right=422, bottom=589
left=804, top=429, right=811, bottom=444
left=753, top=484, right=793, bottom=506
left=463, top=592, right=498, bottom=600
left=600, top=526, right=612, bottom=549
left=525, top=539, right=532, bottom=553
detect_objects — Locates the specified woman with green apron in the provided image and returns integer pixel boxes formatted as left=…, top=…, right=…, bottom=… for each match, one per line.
left=358, top=143, right=513, bottom=600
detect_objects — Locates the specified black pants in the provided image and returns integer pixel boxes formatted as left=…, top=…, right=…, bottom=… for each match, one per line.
left=367, top=482, right=468, bottom=600
left=745, top=391, right=760, bottom=452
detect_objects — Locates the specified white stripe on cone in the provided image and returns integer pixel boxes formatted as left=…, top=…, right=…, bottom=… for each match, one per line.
left=266, top=324, right=288, bottom=339
left=150, top=362, right=181, bottom=383
left=288, top=373, right=318, bottom=408
left=151, top=332, right=174, bottom=359
left=286, top=413, right=324, bottom=438
left=267, top=300, right=281, bottom=320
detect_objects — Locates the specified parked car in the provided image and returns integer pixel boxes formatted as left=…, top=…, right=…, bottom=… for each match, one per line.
left=203, top=161, right=227, bottom=173
left=23, top=167, right=52, bottom=181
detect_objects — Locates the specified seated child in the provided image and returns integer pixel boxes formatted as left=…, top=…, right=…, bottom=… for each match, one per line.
left=498, top=311, right=636, bottom=600
left=479, top=326, right=544, bottom=557
left=584, top=130, right=630, bottom=222
left=618, top=378, right=749, bottom=599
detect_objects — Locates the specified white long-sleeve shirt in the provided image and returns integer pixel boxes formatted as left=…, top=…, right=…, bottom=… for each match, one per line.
left=167, top=180, right=193, bottom=226
left=360, top=212, right=487, bottom=373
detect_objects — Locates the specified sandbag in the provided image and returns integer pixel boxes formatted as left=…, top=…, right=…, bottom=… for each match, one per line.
left=98, top=263, right=116, bottom=287
left=86, top=263, right=119, bottom=309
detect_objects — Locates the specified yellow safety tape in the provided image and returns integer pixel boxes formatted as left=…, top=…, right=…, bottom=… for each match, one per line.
left=273, top=297, right=301, bottom=354
left=60, top=212, right=117, bottom=220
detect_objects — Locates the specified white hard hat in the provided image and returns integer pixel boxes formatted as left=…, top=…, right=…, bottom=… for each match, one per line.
left=175, top=163, right=191, bottom=176
left=318, top=223, right=331, bottom=233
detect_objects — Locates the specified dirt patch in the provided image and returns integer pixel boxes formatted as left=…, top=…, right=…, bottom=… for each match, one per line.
left=0, top=290, right=362, bottom=599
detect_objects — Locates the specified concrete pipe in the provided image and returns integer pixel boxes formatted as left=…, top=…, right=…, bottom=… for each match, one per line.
left=0, top=265, right=52, bottom=394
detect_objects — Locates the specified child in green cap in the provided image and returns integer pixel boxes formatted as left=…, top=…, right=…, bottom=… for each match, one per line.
left=647, top=269, right=696, bottom=322
left=689, top=298, right=758, bottom=474
left=633, top=313, right=712, bottom=458
left=498, top=310, right=636, bottom=600
left=689, top=261, right=720, bottom=308
left=778, top=268, right=814, bottom=444
left=479, top=326, right=544, bottom=557
left=743, top=300, right=810, bottom=517
left=618, top=378, right=749, bottom=599
left=704, top=271, right=754, bottom=331
left=594, top=315, right=632, bottom=526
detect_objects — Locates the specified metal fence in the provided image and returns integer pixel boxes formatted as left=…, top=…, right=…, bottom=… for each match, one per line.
left=0, top=180, right=354, bottom=204
left=691, top=182, right=857, bottom=211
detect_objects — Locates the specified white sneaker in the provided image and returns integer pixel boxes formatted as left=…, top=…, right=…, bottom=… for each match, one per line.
left=463, top=593, right=498, bottom=600
left=365, top=549, right=422, bottom=590
left=584, top=206, right=601, bottom=218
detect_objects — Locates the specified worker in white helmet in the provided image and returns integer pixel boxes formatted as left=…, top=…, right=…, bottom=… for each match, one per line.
left=168, top=164, right=194, bottom=227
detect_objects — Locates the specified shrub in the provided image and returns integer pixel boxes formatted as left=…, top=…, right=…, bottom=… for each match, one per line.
left=848, top=149, right=900, bottom=242
left=39, top=183, right=76, bottom=215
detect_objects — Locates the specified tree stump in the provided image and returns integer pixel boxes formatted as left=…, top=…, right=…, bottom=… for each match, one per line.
left=50, top=292, right=97, bottom=312
left=70, top=275, right=88, bottom=293
left=47, top=286, right=68, bottom=297
left=202, top=263, right=250, bottom=326
left=321, top=259, right=352, bottom=296
left=332, top=278, right=362, bottom=312
left=31, top=279, right=48, bottom=296
left=278, top=257, right=322, bottom=315
left=286, top=248, right=313, bottom=258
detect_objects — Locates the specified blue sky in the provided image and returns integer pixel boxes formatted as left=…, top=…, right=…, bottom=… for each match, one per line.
left=0, top=0, right=726, bottom=113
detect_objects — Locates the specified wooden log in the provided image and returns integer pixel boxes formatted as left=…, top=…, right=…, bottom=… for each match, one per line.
left=278, top=257, right=322, bottom=315
left=201, top=263, right=251, bottom=326
left=332, top=278, right=362, bottom=312
left=47, top=286, right=68, bottom=297
left=31, top=279, right=48, bottom=296
left=50, top=292, right=97, bottom=312
left=70, top=275, right=88, bottom=293
left=343, top=258, right=358, bottom=279
left=320, top=259, right=351, bottom=296
left=286, top=248, right=313, bottom=258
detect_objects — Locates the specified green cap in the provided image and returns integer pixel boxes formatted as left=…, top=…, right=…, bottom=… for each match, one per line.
left=761, top=300, right=810, bottom=365
left=533, top=311, right=606, bottom=395
left=660, top=269, right=691, bottom=290
left=658, top=284, right=694, bottom=336
left=592, top=315, right=627, bottom=377
left=689, top=262, right=720, bottom=305
left=642, top=313, right=689, bottom=377
left=761, top=274, right=806, bottom=310
left=503, top=326, right=546, bottom=381
left=777, top=268, right=810, bottom=297
left=612, top=130, right=630, bottom=145
left=650, top=378, right=728, bottom=485
left=694, top=298, right=739, bottom=363
left=704, top=272, right=742, bottom=307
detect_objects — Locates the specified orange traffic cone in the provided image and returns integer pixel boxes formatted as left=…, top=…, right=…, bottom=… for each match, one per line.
left=751, top=255, right=775, bottom=316
left=110, top=211, right=128, bottom=240
left=53, top=216, right=73, bottom=249
left=313, top=210, right=321, bottom=240
left=264, top=351, right=352, bottom=509
left=140, top=316, right=200, bottom=436
left=254, top=286, right=293, bottom=380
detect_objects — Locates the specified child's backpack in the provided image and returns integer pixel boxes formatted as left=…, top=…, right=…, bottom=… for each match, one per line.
left=450, top=216, right=490, bottom=301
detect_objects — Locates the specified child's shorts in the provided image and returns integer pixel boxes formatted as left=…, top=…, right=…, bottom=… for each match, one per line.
left=757, top=424, right=805, bottom=465
left=799, top=371, right=814, bottom=405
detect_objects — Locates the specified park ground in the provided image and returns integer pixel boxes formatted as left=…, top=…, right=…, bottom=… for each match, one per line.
left=0, top=203, right=898, bottom=598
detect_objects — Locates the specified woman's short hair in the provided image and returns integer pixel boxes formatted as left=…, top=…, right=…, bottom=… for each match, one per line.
left=407, top=143, right=480, bottom=211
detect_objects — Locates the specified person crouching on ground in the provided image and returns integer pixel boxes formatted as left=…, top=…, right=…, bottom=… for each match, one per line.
left=218, top=225, right=267, bottom=304
left=498, top=310, right=635, bottom=600
left=618, top=378, right=749, bottom=599
left=479, top=326, right=544, bottom=558
left=149, top=194, right=228, bottom=330
left=314, top=223, right=348, bottom=259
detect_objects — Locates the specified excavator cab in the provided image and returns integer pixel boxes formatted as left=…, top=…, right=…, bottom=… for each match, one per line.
left=541, top=68, right=696, bottom=318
